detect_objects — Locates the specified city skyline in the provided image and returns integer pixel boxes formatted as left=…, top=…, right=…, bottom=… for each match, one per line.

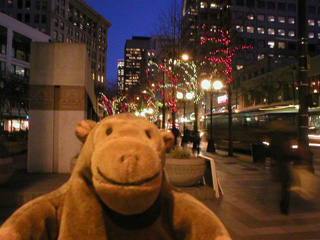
left=84, top=0, right=173, bottom=82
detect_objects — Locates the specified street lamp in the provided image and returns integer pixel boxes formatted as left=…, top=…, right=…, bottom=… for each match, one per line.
left=201, top=79, right=223, bottom=153
left=181, top=53, right=189, bottom=61
left=177, top=91, right=193, bottom=131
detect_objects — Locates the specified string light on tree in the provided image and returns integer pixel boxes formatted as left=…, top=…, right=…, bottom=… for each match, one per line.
left=200, top=24, right=253, bottom=83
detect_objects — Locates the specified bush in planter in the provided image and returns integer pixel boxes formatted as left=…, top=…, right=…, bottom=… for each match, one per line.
left=165, top=147, right=206, bottom=187
left=167, top=147, right=191, bottom=159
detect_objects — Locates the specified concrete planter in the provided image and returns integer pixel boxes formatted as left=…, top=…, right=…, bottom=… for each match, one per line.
left=0, top=157, right=14, bottom=185
left=164, top=156, right=206, bottom=187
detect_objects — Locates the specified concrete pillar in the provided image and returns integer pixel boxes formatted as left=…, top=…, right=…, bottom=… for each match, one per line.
left=28, top=43, right=96, bottom=173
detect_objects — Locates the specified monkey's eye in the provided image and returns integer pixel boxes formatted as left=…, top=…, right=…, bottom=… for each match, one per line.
left=145, top=130, right=151, bottom=139
left=106, top=128, right=112, bottom=135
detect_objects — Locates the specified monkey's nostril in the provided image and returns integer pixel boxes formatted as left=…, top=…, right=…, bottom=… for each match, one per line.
left=120, top=155, right=139, bottom=163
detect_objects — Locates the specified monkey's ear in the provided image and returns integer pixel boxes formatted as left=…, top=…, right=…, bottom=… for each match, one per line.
left=75, top=120, right=97, bottom=143
left=160, top=130, right=175, bottom=151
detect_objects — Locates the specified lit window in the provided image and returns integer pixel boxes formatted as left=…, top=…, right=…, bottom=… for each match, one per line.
left=278, top=16, right=285, bottom=23
left=278, top=29, right=285, bottom=36
left=318, top=33, right=320, bottom=39
left=268, top=41, right=275, bottom=48
left=308, top=19, right=315, bottom=26
left=257, top=14, right=264, bottom=21
left=268, top=28, right=275, bottom=35
left=288, top=17, right=295, bottom=24
left=318, top=20, right=320, bottom=27
left=288, top=30, right=295, bottom=37
left=268, top=15, right=275, bottom=22
left=200, top=2, right=207, bottom=8
left=210, top=3, right=218, bottom=8
left=278, top=42, right=286, bottom=49
left=247, top=26, right=254, bottom=33
left=257, top=54, right=265, bottom=60
left=101, top=76, right=104, bottom=83
left=236, top=25, right=243, bottom=32
left=257, top=27, right=265, bottom=34
left=247, top=13, right=254, bottom=20
left=98, top=75, right=101, bottom=82
left=236, top=65, right=243, bottom=70
left=308, top=32, right=315, bottom=39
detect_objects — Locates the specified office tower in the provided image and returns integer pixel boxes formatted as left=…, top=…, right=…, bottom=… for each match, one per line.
left=0, top=0, right=111, bottom=92
left=124, top=36, right=151, bottom=94
left=181, top=0, right=320, bottom=70
left=0, top=12, right=50, bottom=131
left=123, top=35, right=172, bottom=96
left=117, top=59, right=124, bottom=94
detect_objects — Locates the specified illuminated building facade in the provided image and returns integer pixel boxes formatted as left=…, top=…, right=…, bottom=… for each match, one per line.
left=124, top=36, right=151, bottom=93
left=0, top=12, right=50, bottom=132
left=0, top=0, right=111, bottom=93
left=117, top=59, right=124, bottom=94
left=182, top=0, right=320, bottom=70
left=123, top=35, right=165, bottom=95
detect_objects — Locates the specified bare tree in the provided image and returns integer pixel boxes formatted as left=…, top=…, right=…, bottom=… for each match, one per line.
left=152, top=0, right=183, bottom=128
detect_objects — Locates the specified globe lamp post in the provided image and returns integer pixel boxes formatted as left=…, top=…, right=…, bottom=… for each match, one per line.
left=201, top=79, right=223, bottom=153
left=177, top=91, right=193, bottom=131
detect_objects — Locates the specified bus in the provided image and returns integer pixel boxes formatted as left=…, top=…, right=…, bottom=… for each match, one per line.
left=202, top=105, right=320, bottom=153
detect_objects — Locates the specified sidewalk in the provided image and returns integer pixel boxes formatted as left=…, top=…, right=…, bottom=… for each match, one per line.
left=1, top=147, right=320, bottom=239
left=200, top=144, right=320, bottom=240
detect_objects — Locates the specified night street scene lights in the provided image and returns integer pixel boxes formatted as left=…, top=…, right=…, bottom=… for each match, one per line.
left=176, top=91, right=194, bottom=131
left=181, top=53, right=189, bottom=61
left=201, top=79, right=223, bottom=153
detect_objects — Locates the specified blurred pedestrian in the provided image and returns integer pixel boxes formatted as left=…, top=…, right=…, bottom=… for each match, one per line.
left=192, top=130, right=201, bottom=155
left=181, top=128, right=191, bottom=148
left=268, top=120, right=296, bottom=214
left=171, top=126, right=180, bottom=146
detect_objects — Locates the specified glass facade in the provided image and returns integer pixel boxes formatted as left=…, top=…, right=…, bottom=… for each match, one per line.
left=12, top=32, right=31, bottom=62
left=0, top=25, right=6, bottom=54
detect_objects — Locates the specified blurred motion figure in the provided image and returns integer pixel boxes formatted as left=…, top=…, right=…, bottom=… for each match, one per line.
left=268, top=120, right=296, bottom=214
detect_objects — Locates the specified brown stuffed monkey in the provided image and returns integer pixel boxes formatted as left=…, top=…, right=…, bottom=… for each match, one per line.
left=0, top=113, right=231, bottom=240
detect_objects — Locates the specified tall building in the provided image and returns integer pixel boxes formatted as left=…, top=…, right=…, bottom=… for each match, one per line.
left=181, top=0, right=320, bottom=110
left=117, top=59, right=124, bottom=94
left=124, top=36, right=151, bottom=93
left=220, top=0, right=320, bottom=70
left=182, top=0, right=320, bottom=70
left=0, top=0, right=111, bottom=92
left=123, top=35, right=172, bottom=95
left=181, top=0, right=221, bottom=57
left=0, top=12, right=50, bottom=132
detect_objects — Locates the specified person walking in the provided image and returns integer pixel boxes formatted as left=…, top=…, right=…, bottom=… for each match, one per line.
left=181, top=128, right=191, bottom=148
left=171, top=126, right=180, bottom=146
left=268, top=120, right=295, bottom=214
left=192, top=130, right=201, bottom=155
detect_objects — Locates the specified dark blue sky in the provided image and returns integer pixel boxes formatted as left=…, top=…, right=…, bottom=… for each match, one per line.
left=85, top=0, right=172, bottom=81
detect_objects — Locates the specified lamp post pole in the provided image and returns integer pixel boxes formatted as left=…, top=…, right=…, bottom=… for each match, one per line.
left=298, top=0, right=313, bottom=170
left=162, top=59, right=166, bottom=129
left=183, top=99, right=186, bottom=132
left=207, top=90, right=215, bottom=152
left=201, top=79, right=223, bottom=153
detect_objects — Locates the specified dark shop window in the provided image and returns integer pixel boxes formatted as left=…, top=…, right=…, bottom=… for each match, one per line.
left=12, top=32, right=31, bottom=62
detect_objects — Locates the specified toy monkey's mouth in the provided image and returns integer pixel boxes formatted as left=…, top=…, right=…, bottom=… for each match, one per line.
left=97, top=167, right=160, bottom=186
